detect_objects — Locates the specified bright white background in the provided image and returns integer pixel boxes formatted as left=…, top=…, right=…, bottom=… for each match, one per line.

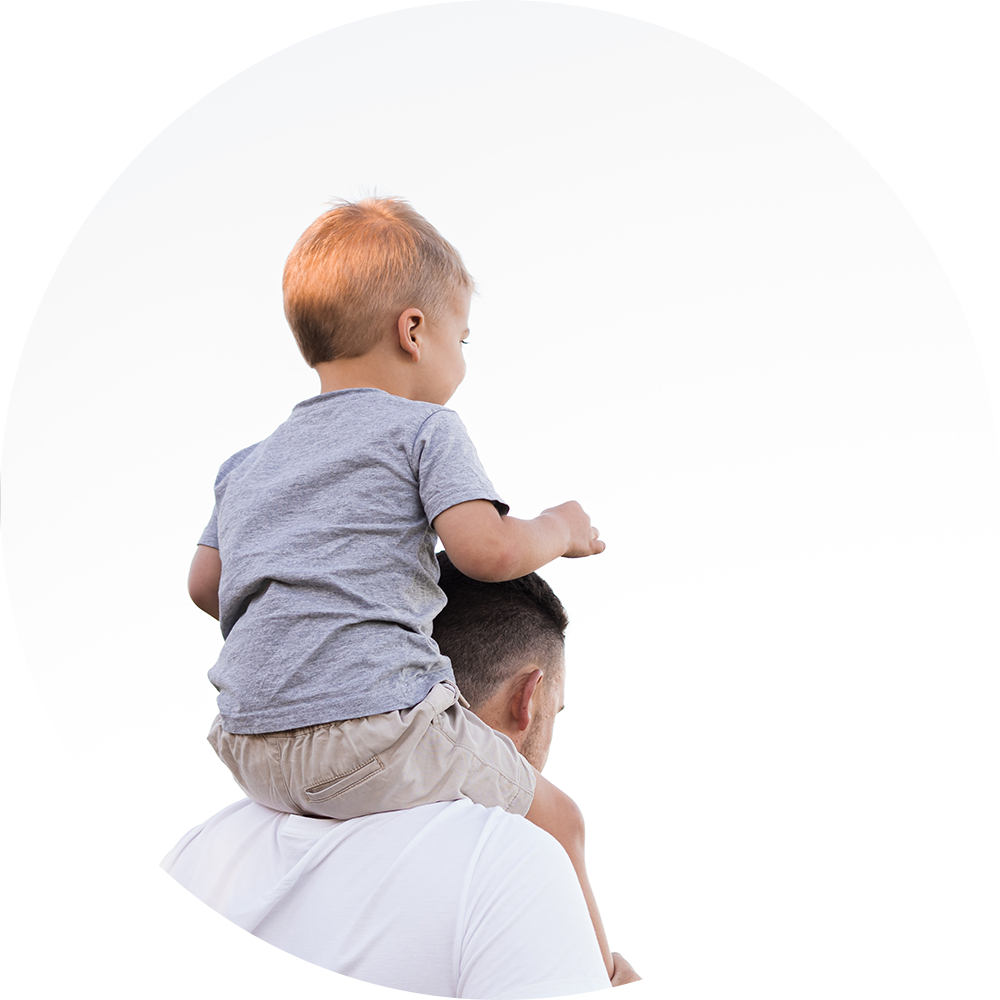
left=2, top=2, right=998, bottom=999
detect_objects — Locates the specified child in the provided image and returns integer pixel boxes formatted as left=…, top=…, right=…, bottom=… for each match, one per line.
left=188, top=197, right=613, bottom=975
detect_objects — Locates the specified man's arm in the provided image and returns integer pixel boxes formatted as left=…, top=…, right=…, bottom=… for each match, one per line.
left=188, top=544, right=221, bottom=620
left=433, top=499, right=605, bottom=583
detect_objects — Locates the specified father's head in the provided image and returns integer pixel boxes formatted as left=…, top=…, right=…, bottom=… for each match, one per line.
left=433, top=553, right=568, bottom=772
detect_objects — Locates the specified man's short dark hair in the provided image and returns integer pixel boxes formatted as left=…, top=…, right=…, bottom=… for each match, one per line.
left=433, top=553, right=569, bottom=710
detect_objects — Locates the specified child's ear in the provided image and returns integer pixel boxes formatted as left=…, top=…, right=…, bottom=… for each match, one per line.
left=397, top=308, right=424, bottom=361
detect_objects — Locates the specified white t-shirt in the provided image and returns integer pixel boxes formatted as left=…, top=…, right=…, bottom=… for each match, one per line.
left=161, top=798, right=610, bottom=999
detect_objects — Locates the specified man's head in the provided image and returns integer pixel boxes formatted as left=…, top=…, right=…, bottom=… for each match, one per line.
left=433, top=553, right=568, bottom=771
left=283, top=197, right=474, bottom=369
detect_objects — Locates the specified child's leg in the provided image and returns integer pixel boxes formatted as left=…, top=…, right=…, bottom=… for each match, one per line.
left=525, top=770, right=614, bottom=979
left=210, top=685, right=539, bottom=820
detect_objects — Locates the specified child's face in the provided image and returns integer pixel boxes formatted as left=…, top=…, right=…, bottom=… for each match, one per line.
left=419, top=288, right=471, bottom=406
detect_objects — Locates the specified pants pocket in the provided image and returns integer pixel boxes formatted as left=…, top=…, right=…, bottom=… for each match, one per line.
left=302, top=756, right=384, bottom=802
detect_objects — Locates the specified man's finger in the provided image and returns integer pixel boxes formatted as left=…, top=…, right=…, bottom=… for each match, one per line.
left=611, top=951, right=660, bottom=1000
left=611, top=951, right=635, bottom=986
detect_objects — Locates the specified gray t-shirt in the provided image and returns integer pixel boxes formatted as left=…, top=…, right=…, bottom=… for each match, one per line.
left=199, top=388, right=507, bottom=734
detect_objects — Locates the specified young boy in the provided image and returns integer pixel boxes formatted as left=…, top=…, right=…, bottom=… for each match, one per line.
left=188, top=197, right=613, bottom=975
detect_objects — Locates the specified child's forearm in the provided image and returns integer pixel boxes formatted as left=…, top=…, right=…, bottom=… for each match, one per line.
left=484, top=510, right=574, bottom=580
left=460, top=513, right=568, bottom=583
left=433, top=499, right=603, bottom=582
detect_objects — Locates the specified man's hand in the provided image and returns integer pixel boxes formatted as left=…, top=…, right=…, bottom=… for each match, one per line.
left=540, top=501, right=605, bottom=559
left=611, top=951, right=660, bottom=1000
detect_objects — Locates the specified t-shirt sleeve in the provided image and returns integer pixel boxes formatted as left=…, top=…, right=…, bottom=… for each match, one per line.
left=411, top=408, right=509, bottom=524
left=196, top=443, right=261, bottom=548
left=197, top=508, right=219, bottom=548
left=458, top=815, right=611, bottom=999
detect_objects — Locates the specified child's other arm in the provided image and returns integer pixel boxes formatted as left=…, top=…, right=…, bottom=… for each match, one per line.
left=433, top=499, right=604, bottom=583
left=188, top=544, right=221, bottom=620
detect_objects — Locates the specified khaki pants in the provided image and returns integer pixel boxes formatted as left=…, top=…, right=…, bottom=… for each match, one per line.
left=208, top=681, right=536, bottom=818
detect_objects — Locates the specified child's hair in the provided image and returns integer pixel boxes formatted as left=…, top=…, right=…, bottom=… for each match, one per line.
left=283, top=197, right=474, bottom=366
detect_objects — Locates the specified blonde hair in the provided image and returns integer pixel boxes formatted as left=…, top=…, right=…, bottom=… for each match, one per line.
left=282, top=197, right=474, bottom=366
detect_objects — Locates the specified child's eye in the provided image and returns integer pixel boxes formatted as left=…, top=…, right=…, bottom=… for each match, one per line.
left=461, top=339, right=469, bottom=345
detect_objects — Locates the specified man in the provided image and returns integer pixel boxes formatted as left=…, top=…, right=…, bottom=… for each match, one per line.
left=163, top=555, right=640, bottom=997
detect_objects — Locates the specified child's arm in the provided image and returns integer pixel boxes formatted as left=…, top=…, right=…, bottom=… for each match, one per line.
left=188, top=544, right=222, bottom=620
left=433, top=499, right=604, bottom=583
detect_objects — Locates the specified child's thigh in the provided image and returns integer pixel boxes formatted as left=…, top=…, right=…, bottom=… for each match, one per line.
left=288, top=683, right=536, bottom=818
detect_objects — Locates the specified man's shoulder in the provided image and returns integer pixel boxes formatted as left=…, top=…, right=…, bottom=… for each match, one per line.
left=161, top=798, right=557, bottom=914
left=162, top=799, right=609, bottom=997
left=184, top=796, right=542, bottom=839
left=163, top=798, right=557, bottom=877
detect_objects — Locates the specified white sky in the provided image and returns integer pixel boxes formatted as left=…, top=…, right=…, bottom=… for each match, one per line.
left=3, top=3, right=998, bottom=999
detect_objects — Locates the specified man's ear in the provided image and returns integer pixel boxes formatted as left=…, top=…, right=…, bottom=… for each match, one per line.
left=511, top=668, right=544, bottom=733
left=397, top=308, right=424, bottom=361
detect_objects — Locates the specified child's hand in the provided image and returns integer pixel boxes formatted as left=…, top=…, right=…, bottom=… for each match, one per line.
left=542, top=501, right=605, bottom=558
left=436, top=499, right=604, bottom=580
